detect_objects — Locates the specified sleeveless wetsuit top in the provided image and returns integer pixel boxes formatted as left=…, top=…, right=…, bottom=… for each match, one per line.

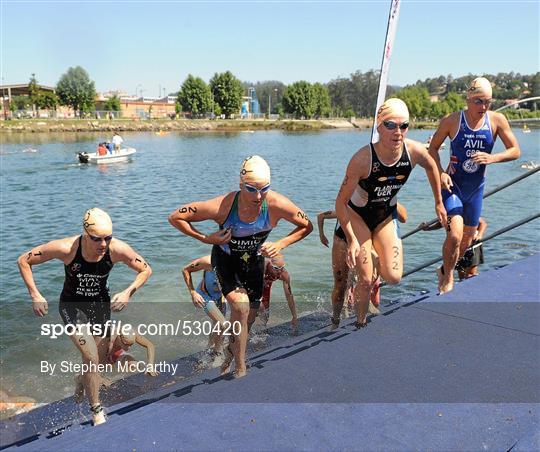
left=219, top=192, right=273, bottom=262
left=449, top=111, right=494, bottom=189
left=348, top=142, right=412, bottom=231
left=60, top=236, right=113, bottom=303
left=196, top=270, right=222, bottom=301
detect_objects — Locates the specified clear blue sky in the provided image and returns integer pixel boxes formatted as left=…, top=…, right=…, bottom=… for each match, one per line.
left=2, top=1, right=538, bottom=96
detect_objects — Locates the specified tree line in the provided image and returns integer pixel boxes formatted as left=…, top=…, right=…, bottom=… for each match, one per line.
left=10, top=66, right=539, bottom=120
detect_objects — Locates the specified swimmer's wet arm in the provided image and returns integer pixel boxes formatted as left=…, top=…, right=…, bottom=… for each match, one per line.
left=335, top=152, right=365, bottom=244
left=282, top=274, right=297, bottom=323
left=17, top=239, right=72, bottom=302
left=396, top=203, right=408, bottom=223
left=316, top=210, right=336, bottom=244
left=428, top=114, right=454, bottom=174
left=135, top=335, right=158, bottom=373
left=168, top=196, right=229, bottom=244
left=181, top=257, right=211, bottom=295
left=112, top=240, right=152, bottom=297
left=413, top=143, right=447, bottom=227
left=488, top=113, right=521, bottom=163
left=270, top=196, right=313, bottom=251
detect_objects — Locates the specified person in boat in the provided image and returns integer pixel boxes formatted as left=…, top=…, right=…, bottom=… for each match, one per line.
left=112, top=133, right=123, bottom=152
left=182, top=255, right=229, bottom=359
left=317, top=203, right=408, bottom=327
left=17, top=208, right=152, bottom=426
left=97, top=142, right=108, bottom=156
left=428, top=77, right=520, bottom=294
left=256, top=254, right=298, bottom=332
left=336, top=98, right=446, bottom=328
left=169, top=155, right=312, bottom=378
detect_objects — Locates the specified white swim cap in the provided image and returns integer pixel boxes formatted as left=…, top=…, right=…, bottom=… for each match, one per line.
left=376, top=98, right=409, bottom=127
left=467, top=77, right=492, bottom=99
left=240, top=155, right=271, bottom=185
left=83, top=208, right=112, bottom=236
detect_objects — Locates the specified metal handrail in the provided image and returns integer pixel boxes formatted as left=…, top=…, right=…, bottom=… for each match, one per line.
left=400, top=212, right=540, bottom=279
left=402, top=166, right=540, bottom=240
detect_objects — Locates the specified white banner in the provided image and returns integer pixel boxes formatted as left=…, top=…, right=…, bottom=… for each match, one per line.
left=371, top=0, right=401, bottom=143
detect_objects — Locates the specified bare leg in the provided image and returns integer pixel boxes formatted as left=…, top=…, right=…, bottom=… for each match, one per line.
left=348, top=208, right=375, bottom=326
left=74, top=374, right=84, bottom=403
left=330, top=237, right=349, bottom=329
left=440, top=216, right=463, bottom=294
left=221, top=289, right=250, bottom=378
left=68, top=332, right=106, bottom=425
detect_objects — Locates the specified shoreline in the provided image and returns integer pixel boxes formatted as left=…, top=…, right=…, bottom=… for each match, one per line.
left=2, top=118, right=536, bottom=134
left=0, top=117, right=437, bottom=133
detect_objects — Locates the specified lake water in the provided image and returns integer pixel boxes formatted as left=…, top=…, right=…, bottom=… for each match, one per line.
left=1, top=127, right=538, bottom=403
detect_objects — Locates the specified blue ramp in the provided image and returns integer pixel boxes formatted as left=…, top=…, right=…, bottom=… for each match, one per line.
left=2, top=254, right=539, bottom=451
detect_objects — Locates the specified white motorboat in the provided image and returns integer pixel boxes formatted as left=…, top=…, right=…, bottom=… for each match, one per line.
left=78, top=147, right=136, bottom=164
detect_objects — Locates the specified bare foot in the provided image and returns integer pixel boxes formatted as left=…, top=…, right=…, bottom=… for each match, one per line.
left=233, top=368, right=247, bottom=379
left=220, top=345, right=234, bottom=376
left=439, top=279, right=454, bottom=294
left=437, top=266, right=454, bottom=294
left=436, top=266, right=445, bottom=291
left=368, top=301, right=380, bottom=316
left=74, top=375, right=84, bottom=404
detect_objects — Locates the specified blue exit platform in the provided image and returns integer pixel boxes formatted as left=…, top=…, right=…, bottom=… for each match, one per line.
left=2, top=254, right=539, bottom=451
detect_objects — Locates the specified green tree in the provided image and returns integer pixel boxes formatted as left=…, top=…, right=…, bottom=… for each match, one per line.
left=56, top=66, right=96, bottom=116
left=104, top=95, right=121, bottom=112
left=444, top=92, right=465, bottom=112
left=327, top=77, right=353, bottom=117
left=209, top=71, right=243, bottom=118
left=395, top=86, right=431, bottom=119
left=37, top=91, right=58, bottom=110
left=282, top=81, right=315, bottom=119
left=178, top=75, right=213, bottom=117
left=529, top=72, right=540, bottom=97
left=28, top=73, right=40, bottom=108
left=9, top=95, right=31, bottom=111
left=312, top=82, right=331, bottom=118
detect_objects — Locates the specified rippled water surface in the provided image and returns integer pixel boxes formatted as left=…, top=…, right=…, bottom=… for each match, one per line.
left=1, top=128, right=538, bottom=402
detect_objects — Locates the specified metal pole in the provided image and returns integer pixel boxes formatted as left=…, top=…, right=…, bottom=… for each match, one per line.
left=400, top=212, right=540, bottom=279
left=402, top=166, right=540, bottom=240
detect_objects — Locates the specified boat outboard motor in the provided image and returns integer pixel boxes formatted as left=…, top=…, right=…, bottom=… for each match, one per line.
left=78, top=152, right=89, bottom=163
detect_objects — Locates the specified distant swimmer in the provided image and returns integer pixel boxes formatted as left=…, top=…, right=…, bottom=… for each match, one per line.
left=169, top=155, right=312, bottom=378
left=318, top=204, right=407, bottom=328
left=17, top=208, right=152, bottom=426
left=256, top=255, right=298, bottom=332
left=336, top=98, right=446, bottom=328
left=428, top=77, right=520, bottom=293
left=182, top=255, right=228, bottom=360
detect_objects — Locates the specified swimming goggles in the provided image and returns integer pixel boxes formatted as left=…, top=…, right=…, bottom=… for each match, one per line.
left=88, top=234, right=113, bottom=243
left=471, top=98, right=492, bottom=106
left=244, top=183, right=271, bottom=194
left=382, top=120, right=409, bottom=131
